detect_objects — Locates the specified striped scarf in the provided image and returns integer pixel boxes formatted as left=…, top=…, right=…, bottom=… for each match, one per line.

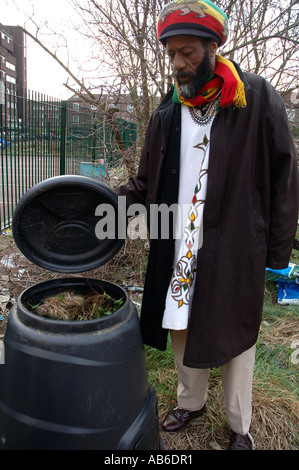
left=173, top=55, right=247, bottom=109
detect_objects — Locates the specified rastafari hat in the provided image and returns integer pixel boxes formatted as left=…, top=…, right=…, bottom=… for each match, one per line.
left=157, top=0, right=229, bottom=47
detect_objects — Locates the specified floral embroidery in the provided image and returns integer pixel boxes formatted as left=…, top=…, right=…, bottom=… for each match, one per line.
left=170, top=135, right=210, bottom=308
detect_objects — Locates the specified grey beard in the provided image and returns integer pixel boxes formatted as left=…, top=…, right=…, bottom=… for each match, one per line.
left=177, top=82, right=199, bottom=99
left=175, top=47, right=212, bottom=99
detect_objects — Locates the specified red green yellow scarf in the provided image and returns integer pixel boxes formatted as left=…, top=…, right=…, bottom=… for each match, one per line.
left=173, top=55, right=247, bottom=109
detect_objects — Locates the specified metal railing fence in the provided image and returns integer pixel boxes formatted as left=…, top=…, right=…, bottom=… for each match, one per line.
left=0, top=85, right=64, bottom=230
left=0, top=83, right=137, bottom=230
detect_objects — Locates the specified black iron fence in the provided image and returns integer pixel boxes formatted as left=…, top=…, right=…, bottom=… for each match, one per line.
left=0, top=83, right=137, bottom=230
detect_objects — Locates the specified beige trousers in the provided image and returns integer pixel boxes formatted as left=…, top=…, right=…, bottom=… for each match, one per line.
left=171, top=329, right=256, bottom=435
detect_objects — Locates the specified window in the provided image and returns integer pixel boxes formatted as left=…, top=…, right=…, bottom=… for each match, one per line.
left=73, top=115, right=79, bottom=123
left=6, top=75, right=16, bottom=84
left=73, top=102, right=79, bottom=111
left=6, top=61, right=16, bottom=72
left=1, top=32, right=12, bottom=44
left=6, top=87, right=16, bottom=96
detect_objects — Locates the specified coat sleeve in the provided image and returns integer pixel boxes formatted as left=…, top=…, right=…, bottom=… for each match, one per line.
left=266, top=89, right=299, bottom=269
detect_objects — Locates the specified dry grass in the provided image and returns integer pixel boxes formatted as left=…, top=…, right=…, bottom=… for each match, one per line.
left=26, top=289, right=123, bottom=321
left=156, top=357, right=299, bottom=450
left=251, top=385, right=298, bottom=450
left=260, top=316, right=299, bottom=348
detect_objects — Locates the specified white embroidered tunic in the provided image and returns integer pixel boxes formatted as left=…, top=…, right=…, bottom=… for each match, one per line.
left=162, top=101, right=218, bottom=330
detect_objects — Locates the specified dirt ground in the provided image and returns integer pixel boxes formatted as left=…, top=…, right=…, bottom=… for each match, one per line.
left=0, top=232, right=21, bottom=335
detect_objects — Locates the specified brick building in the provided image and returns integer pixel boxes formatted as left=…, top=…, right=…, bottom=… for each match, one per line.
left=0, top=24, right=27, bottom=132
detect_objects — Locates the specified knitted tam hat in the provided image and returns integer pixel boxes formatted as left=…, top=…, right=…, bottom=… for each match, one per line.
left=157, top=0, right=228, bottom=47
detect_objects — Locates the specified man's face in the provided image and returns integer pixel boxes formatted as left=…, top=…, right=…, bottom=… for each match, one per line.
left=166, top=35, right=216, bottom=99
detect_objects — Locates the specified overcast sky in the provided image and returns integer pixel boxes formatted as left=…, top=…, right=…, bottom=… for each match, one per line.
left=1, top=0, right=87, bottom=98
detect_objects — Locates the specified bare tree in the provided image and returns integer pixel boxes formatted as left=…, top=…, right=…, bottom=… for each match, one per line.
left=70, top=0, right=172, bottom=136
left=68, top=0, right=298, bottom=129
left=17, top=0, right=299, bottom=176
left=219, top=0, right=298, bottom=94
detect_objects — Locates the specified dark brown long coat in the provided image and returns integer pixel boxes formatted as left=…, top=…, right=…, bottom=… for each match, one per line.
left=116, top=65, right=299, bottom=368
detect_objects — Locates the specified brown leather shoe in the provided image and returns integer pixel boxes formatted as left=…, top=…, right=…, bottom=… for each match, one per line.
left=228, top=432, right=255, bottom=450
left=162, top=405, right=207, bottom=432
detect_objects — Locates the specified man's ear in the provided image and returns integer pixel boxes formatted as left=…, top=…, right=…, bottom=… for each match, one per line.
left=209, top=41, right=218, bottom=58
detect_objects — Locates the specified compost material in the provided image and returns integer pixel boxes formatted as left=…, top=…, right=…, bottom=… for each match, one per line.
left=26, top=289, right=124, bottom=321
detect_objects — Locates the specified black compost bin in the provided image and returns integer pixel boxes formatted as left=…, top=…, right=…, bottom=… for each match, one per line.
left=0, top=175, right=160, bottom=450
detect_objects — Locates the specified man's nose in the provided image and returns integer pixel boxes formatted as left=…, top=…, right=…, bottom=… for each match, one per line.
left=173, top=53, right=185, bottom=71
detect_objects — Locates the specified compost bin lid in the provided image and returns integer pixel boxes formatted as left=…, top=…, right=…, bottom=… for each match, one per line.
left=12, top=175, right=127, bottom=273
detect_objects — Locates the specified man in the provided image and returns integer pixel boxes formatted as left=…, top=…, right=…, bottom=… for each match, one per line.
left=115, top=0, right=299, bottom=450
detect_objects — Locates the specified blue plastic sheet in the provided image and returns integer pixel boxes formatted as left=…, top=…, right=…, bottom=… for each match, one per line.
left=265, top=263, right=299, bottom=305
